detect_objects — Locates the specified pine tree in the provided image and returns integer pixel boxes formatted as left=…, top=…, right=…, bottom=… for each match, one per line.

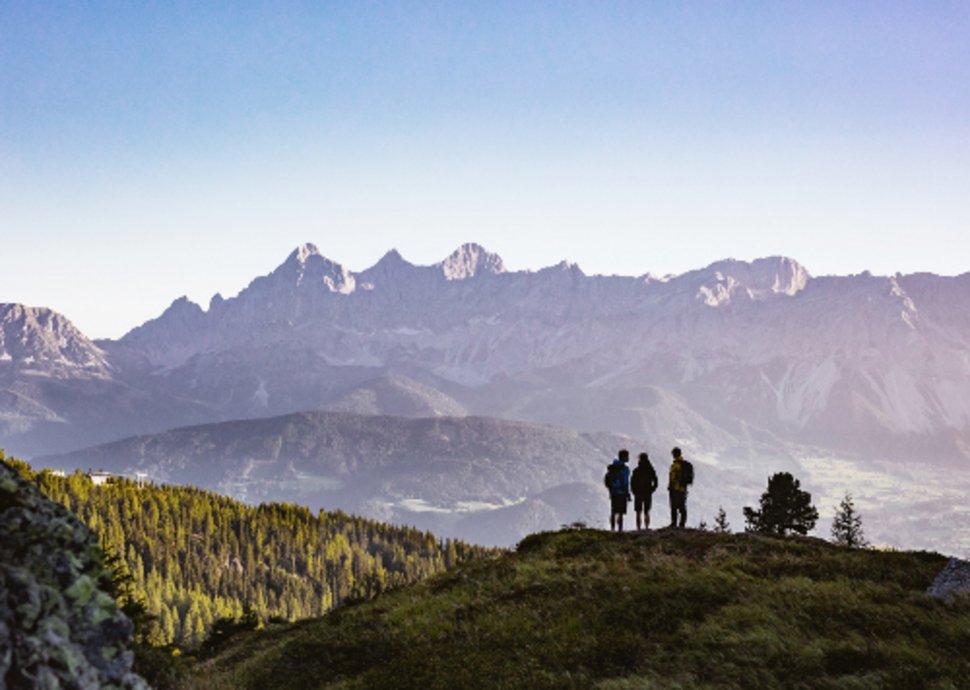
left=713, top=506, right=730, bottom=533
left=831, top=493, right=868, bottom=548
left=743, top=472, right=818, bottom=536
left=2, top=454, right=497, bottom=650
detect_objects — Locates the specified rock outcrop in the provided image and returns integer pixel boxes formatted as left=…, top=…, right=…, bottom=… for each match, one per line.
left=0, top=457, right=148, bottom=689
left=927, top=558, right=970, bottom=600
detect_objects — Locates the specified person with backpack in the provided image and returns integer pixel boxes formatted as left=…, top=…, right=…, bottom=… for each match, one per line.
left=668, top=447, right=693, bottom=528
left=604, top=449, right=631, bottom=532
left=630, top=452, right=659, bottom=530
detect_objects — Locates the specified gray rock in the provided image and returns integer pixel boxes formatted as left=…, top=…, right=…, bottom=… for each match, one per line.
left=927, top=558, right=970, bottom=600
left=0, top=459, right=149, bottom=690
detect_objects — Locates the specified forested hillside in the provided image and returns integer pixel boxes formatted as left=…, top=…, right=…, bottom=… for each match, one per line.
left=2, top=453, right=496, bottom=648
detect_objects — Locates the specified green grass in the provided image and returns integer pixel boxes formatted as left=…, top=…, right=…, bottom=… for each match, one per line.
left=183, top=529, right=970, bottom=690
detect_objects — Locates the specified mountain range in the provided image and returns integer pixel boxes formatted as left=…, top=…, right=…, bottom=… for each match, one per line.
left=4, top=243, right=970, bottom=550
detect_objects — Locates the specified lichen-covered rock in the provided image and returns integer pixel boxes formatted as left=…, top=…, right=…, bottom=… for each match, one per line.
left=0, top=459, right=149, bottom=689
left=927, top=558, right=970, bottom=600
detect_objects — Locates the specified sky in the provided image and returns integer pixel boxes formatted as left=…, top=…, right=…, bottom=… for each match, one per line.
left=2, top=1, right=969, bottom=338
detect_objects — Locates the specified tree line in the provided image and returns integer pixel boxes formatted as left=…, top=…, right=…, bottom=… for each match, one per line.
left=704, top=471, right=868, bottom=548
left=4, top=455, right=498, bottom=649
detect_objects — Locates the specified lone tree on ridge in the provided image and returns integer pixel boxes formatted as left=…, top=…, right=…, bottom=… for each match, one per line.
left=714, top=506, right=730, bottom=533
left=743, top=472, right=818, bottom=536
left=831, top=493, right=868, bottom=548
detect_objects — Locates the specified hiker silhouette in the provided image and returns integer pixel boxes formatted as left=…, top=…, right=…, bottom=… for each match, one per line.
left=604, top=449, right=631, bottom=532
left=631, top=452, right=659, bottom=530
left=667, top=447, right=694, bottom=528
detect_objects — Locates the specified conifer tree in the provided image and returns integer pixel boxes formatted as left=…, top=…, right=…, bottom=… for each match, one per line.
left=831, top=493, right=868, bottom=548
left=2, top=455, right=496, bottom=649
left=713, top=506, right=730, bottom=533
left=743, top=472, right=818, bottom=536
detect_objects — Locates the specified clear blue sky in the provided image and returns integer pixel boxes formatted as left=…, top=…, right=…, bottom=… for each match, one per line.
left=2, top=1, right=969, bottom=338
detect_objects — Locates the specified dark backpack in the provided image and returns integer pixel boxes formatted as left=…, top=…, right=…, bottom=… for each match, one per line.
left=680, top=460, right=694, bottom=487
left=631, top=463, right=657, bottom=496
left=604, top=464, right=626, bottom=496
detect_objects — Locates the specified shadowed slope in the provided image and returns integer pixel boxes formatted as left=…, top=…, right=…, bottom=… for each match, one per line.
left=188, top=529, right=970, bottom=690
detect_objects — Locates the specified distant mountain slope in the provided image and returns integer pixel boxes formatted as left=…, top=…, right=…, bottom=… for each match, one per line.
left=38, top=405, right=970, bottom=553
left=46, top=407, right=969, bottom=555
left=37, top=410, right=661, bottom=545
left=187, top=529, right=968, bottom=690
left=0, top=303, right=214, bottom=451
left=321, top=375, right=468, bottom=418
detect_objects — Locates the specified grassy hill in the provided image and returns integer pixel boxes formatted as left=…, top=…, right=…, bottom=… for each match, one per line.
left=185, top=528, right=970, bottom=690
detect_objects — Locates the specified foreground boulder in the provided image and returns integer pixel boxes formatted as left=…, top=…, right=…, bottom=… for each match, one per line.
left=0, top=458, right=148, bottom=690
left=927, top=558, right=970, bottom=600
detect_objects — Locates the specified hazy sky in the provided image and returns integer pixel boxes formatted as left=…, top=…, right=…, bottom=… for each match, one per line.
left=2, top=1, right=969, bottom=338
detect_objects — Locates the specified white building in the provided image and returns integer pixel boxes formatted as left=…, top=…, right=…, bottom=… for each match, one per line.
left=87, top=470, right=113, bottom=486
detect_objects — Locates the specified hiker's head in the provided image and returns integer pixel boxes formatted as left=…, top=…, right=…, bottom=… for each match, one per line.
left=638, top=452, right=649, bottom=464
left=671, top=447, right=682, bottom=459
left=618, top=449, right=629, bottom=462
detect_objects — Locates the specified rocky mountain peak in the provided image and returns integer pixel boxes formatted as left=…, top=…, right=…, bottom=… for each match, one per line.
left=756, top=256, right=811, bottom=296
left=0, top=303, right=109, bottom=374
left=438, top=243, right=506, bottom=280
left=689, top=256, right=811, bottom=306
left=208, top=292, right=226, bottom=312
left=369, top=249, right=412, bottom=270
left=276, top=245, right=355, bottom=294
left=115, top=296, right=210, bottom=358
left=288, top=242, right=321, bottom=264
left=163, top=296, right=204, bottom=317
left=357, top=249, right=422, bottom=287
left=541, top=260, right=585, bottom=276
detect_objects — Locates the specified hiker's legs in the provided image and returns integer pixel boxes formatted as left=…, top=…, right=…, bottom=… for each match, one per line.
left=611, top=495, right=627, bottom=532
left=670, top=491, right=686, bottom=528
left=635, top=509, right=642, bottom=530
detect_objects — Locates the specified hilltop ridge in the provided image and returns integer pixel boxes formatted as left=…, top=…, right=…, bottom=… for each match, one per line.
left=190, top=528, right=970, bottom=690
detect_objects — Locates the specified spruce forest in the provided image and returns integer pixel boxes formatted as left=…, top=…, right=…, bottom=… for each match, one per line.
left=3, top=454, right=496, bottom=648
